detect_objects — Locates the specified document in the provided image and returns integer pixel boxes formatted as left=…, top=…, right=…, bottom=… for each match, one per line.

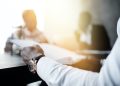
left=10, top=39, right=86, bottom=64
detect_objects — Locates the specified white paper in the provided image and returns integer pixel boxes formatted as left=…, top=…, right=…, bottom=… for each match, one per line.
left=10, top=39, right=86, bottom=64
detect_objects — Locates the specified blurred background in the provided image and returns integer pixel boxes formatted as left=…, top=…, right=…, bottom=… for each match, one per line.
left=0, top=0, right=120, bottom=52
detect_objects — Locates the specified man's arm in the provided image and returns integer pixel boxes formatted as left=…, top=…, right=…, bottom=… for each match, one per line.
left=20, top=45, right=99, bottom=86
left=37, top=38, right=120, bottom=86
left=37, top=57, right=99, bottom=86
left=20, top=41, right=120, bottom=86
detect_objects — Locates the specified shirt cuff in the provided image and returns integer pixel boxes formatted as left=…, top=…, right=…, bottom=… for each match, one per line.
left=36, top=57, right=60, bottom=81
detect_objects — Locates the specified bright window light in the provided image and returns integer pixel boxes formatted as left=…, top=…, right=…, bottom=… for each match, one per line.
left=0, top=0, right=45, bottom=53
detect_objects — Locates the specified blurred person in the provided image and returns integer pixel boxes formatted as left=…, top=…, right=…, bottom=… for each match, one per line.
left=75, top=12, right=111, bottom=50
left=74, top=12, right=111, bottom=72
left=4, top=10, right=48, bottom=53
left=20, top=18, right=120, bottom=86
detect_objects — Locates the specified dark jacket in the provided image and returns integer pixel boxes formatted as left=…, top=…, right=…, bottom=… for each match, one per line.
left=76, top=25, right=111, bottom=50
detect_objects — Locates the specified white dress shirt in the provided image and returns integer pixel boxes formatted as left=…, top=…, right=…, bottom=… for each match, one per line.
left=8, top=28, right=47, bottom=54
left=80, top=25, right=92, bottom=45
left=36, top=18, right=120, bottom=86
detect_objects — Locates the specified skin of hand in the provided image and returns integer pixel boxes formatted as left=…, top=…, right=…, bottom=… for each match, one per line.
left=4, top=41, right=13, bottom=54
left=20, top=45, right=44, bottom=73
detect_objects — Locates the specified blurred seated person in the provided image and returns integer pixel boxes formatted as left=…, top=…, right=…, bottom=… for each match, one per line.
left=75, top=12, right=111, bottom=51
left=74, top=12, right=111, bottom=72
left=4, top=10, right=48, bottom=54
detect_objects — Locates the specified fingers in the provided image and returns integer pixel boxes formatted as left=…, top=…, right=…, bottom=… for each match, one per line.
left=21, top=44, right=44, bottom=63
left=21, top=45, right=44, bottom=56
left=20, top=45, right=44, bottom=73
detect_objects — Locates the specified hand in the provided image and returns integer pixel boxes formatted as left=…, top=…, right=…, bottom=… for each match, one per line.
left=21, top=45, right=44, bottom=73
left=4, top=41, right=13, bottom=54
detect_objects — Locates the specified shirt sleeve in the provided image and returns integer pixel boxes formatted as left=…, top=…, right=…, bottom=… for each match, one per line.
left=98, top=38, right=120, bottom=86
left=37, top=38, right=120, bottom=86
left=37, top=57, right=99, bottom=86
left=37, top=18, right=120, bottom=86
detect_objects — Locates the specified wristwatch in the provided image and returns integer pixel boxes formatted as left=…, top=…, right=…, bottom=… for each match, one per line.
left=32, top=54, right=45, bottom=64
left=20, top=45, right=45, bottom=73
left=28, top=54, right=45, bottom=73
